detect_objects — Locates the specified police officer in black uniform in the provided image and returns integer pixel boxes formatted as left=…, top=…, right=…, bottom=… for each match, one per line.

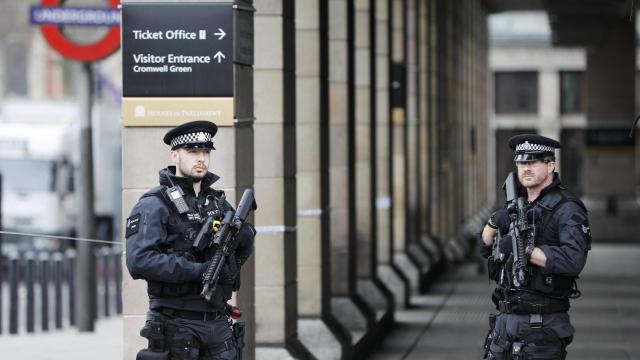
left=479, top=134, right=591, bottom=359
left=126, top=120, right=255, bottom=360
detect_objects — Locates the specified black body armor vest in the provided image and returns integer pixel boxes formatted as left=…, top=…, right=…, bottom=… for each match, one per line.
left=524, top=187, right=586, bottom=299
left=141, top=185, right=238, bottom=304
left=492, top=186, right=586, bottom=303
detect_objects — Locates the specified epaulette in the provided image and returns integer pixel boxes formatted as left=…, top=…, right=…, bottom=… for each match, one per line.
left=140, top=185, right=172, bottom=208
left=557, top=188, right=587, bottom=213
left=538, top=190, right=564, bottom=210
left=140, top=185, right=166, bottom=199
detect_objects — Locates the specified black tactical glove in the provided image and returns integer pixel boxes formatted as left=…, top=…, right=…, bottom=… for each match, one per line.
left=200, top=261, right=212, bottom=279
left=498, top=234, right=513, bottom=256
left=488, top=209, right=510, bottom=235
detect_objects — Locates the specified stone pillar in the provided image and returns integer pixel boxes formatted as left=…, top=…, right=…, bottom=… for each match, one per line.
left=451, top=0, right=462, bottom=234
left=462, top=0, right=471, bottom=220
left=415, top=0, right=443, bottom=274
left=328, top=0, right=370, bottom=348
left=584, top=18, right=639, bottom=242
left=390, top=0, right=421, bottom=296
left=434, top=0, right=448, bottom=239
left=471, top=0, right=481, bottom=210
left=295, top=0, right=343, bottom=358
left=478, top=2, right=490, bottom=209
left=354, top=0, right=393, bottom=327
left=418, top=0, right=429, bottom=238
left=253, top=1, right=311, bottom=358
left=429, top=0, right=442, bottom=239
left=405, top=0, right=418, bottom=249
left=375, top=0, right=409, bottom=309
left=400, top=0, right=433, bottom=290
left=443, top=0, right=455, bottom=239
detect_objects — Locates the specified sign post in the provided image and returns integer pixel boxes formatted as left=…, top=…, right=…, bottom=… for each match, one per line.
left=31, top=0, right=121, bottom=333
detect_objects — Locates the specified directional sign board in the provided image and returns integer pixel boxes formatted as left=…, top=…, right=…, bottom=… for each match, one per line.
left=122, top=3, right=233, bottom=97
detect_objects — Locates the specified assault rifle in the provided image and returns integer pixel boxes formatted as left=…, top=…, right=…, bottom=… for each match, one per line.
left=198, top=189, right=257, bottom=303
left=499, top=172, right=535, bottom=288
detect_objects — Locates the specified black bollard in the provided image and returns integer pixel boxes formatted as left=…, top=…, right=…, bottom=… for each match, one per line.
left=53, top=252, right=63, bottom=329
left=25, top=252, right=35, bottom=333
left=0, top=253, right=3, bottom=335
left=101, top=247, right=110, bottom=317
left=9, top=253, right=19, bottom=334
left=113, top=247, right=122, bottom=315
left=65, top=249, right=76, bottom=326
left=39, top=252, right=50, bottom=331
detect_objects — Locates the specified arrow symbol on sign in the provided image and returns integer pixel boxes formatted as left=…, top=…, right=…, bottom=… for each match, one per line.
left=214, top=28, right=226, bottom=40
left=213, top=51, right=225, bottom=63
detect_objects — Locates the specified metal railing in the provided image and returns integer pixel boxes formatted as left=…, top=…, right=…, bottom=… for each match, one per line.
left=0, top=246, right=122, bottom=334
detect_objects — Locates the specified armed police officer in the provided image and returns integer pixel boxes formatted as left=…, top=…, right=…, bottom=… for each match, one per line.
left=479, top=134, right=591, bottom=360
left=125, top=120, right=256, bottom=360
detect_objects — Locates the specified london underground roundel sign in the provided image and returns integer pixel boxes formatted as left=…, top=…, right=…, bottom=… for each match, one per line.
left=37, top=0, right=121, bottom=62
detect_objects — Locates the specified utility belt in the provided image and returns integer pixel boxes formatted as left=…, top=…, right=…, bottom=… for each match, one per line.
left=495, top=292, right=570, bottom=314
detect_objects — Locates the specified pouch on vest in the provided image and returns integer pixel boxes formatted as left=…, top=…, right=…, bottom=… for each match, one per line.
left=487, top=258, right=502, bottom=283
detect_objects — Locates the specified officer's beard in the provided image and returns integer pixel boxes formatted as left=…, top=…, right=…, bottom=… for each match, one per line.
left=177, top=162, right=206, bottom=182
left=189, top=168, right=206, bottom=183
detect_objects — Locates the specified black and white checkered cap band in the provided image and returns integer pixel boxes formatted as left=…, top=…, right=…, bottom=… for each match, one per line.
left=515, top=141, right=555, bottom=153
left=170, top=131, right=212, bottom=148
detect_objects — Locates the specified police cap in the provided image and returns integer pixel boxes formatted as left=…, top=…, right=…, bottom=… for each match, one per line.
left=508, top=134, right=561, bottom=163
left=163, top=120, right=217, bottom=150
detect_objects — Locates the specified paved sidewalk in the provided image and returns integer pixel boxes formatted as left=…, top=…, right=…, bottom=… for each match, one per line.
left=0, top=317, right=122, bottom=360
left=369, top=244, right=640, bottom=360
left=369, top=262, right=492, bottom=360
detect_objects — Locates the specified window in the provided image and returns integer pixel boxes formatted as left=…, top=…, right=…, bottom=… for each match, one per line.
left=494, top=71, right=538, bottom=114
left=0, top=159, right=56, bottom=192
left=560, top=71, right=586, bottom=114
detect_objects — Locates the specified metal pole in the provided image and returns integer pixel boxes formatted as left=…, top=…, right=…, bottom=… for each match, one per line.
left=40, top=252, right=50, bottom=332
left=113, top=247, right=122, bottom=314
left=25, top=252, right=35, bottom=333
left=0, top=173, right=3, bottom=335
left=101, top=247, right=110, bottom=317
left=9, top=253, right=18, bottom=334
left=53, top=252, right=63, bottom=329
left=66, top=249, right=76, bottom=326
left=75, top=62, right=97, bottom=332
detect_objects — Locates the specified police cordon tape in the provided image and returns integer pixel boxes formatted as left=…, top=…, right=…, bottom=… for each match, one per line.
left=0, top=230, right=117, bottom=245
